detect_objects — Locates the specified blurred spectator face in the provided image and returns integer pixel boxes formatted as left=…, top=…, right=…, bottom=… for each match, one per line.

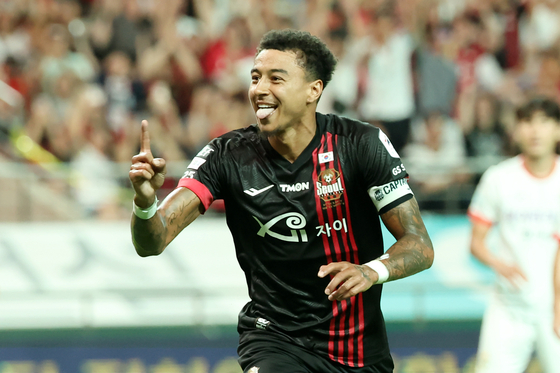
left=47, top=24, right=71, bottom=58
left=537, top=54, right=560, bottom=93
left=54, top=72, right=78, bottom=99
left=147, top=80, right=174, bottom=114
left=249, top=49, right=319, bottom=136
left=515, top=111, right=560, bottom=158
left=224, top=18, right=251, bottom=52
left=425, top=112, right=444, bottom=150
left=105, top=51, right=132, bottom=77
left=453, top=15, right=480, bottom=47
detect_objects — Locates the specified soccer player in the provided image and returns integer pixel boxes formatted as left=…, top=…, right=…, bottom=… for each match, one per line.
left=129, top=29, right=434, bottom=373
left=468, top=97, right=560, bottom=373
left=555, top=237, right=560, bottom=339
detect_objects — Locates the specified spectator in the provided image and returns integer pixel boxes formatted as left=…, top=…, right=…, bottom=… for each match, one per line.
left=39, top=23, right=95, bottom=94
left=138, top=11, right=203, bottom=116
left=358, top=3, right=416, bottom=154
left=403, top=111, right=469, bottom=210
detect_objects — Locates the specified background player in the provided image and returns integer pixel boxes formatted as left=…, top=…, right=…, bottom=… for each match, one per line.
left=555, top=221, right=560, bottom=339
left=468, top=97, right=560, bottom=373
left=129, top=29, right=434, bottom=373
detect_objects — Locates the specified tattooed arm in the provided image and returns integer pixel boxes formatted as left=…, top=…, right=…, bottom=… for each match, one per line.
left=379, top=197, right=434, bottom=281
left=131, top=188, right=204, bottom=257
left=319, top=197, right=433, bottom=301
left=130, top=120, right=204, bottom=257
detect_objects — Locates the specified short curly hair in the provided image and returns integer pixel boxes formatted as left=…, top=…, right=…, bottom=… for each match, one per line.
left=256, top=29, right=337, bottom=88
left=516, top=97, right=560, bottom=122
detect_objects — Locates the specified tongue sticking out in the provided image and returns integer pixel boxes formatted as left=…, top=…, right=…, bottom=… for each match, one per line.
left=256, top=107, right=275, bottom=120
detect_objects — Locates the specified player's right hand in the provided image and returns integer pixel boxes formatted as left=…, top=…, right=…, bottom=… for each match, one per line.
left=129, top=120, right=167, bottom=207
left=494, top=262, right=527, bottom=289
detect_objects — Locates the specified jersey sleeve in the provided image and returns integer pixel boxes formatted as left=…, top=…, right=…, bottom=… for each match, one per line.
left=358, top=126, right=413, bottom=214
left=467, top=167, right=498, bottom=226
left=176, top=140, right=225, bottom=212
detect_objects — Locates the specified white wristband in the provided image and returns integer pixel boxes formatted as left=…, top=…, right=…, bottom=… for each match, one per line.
left=133, top=197, right=158, bottom=220
left=364, top=259, right=390, bottom=284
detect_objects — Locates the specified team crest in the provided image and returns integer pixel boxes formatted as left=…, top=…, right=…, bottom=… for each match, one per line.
left=316, top=169, right=344, bottom=209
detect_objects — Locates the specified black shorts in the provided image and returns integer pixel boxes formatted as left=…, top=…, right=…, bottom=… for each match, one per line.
left=238, top=330, right=394, bottom=373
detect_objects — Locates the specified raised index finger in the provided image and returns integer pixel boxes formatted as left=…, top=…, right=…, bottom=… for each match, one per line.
left=140, top=120, right=151, bottom=153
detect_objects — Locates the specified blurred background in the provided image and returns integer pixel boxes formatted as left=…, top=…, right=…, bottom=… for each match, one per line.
left=0, top=0, right=558, bottom=371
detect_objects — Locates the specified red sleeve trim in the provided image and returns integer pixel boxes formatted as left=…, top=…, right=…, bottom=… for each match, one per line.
left=554, top=233, right=560, bottom=243
left=467, top=210, right=493, bottom=227
left=176, top=178, right=214, bottom=212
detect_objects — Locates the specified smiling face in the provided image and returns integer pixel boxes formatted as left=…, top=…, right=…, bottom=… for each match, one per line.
left=515, top=111, right=560, bottom=159
left=248, top=49, right=322, bottom=136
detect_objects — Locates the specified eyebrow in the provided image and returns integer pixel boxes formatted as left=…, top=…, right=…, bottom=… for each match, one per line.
left=251, top=68, right=289, bottom=75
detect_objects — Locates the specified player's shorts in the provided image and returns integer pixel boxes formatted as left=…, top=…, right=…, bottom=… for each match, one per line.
left=238, top=329, right=394, bottom=373
left=475, top=295, right=560, bottom=373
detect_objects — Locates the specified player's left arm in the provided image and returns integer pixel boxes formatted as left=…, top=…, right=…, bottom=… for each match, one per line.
left=320, top=198, right=434, bottom=302
left=319, top=196, right=433, bottom=301
left=377, top=196, right=434, bottom=280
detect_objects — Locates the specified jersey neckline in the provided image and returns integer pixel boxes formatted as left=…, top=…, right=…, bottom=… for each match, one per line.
left=520, top=155, right=559, bottom=180
left=261, top=113, right=326, bottom=171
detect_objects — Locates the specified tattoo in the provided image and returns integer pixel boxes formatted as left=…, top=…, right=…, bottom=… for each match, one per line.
left=380, top=198, right=434, bottom=281
left=355, top=265, right=372, bottom=283
left=131, top=189, right=202, bottom=256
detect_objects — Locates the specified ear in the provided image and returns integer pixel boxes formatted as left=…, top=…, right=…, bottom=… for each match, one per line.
left=307, top=79, right=323, bottom=104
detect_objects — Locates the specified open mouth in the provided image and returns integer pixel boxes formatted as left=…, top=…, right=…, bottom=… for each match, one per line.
left=256, top=104, right=277, bottom=120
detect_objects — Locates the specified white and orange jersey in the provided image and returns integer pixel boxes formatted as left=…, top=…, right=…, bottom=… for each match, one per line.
left=468, top=155, right=560, bottom=311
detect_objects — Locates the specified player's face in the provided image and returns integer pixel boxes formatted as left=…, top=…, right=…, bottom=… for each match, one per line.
left=249, top=49, right=321, bottom=136
left=515, top=111, right=560, bottom=159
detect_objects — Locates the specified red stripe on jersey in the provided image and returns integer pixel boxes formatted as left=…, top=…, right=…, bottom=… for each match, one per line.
left=324, top=133, right=343, bottom=262
left=467, top=210, right=493, bottom=227
left=336, top=146, right=365, bottom=367
left=332, top=135, right=357, bottom=366
left=312, top=143, right=337, bottom=361
left=323, top=132, right=348, bottom=365
left=177, top=178, right=214, bottom=211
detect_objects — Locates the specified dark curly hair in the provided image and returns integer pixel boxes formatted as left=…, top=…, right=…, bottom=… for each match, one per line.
left=256, top=29, right=337, bottom=89
left=516, top=97, right=560, bottom=122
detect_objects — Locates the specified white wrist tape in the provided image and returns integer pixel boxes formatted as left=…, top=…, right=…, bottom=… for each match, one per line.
left=133, top=197, right=158, bottom=220
left=364, top=259, right=390, bottom=284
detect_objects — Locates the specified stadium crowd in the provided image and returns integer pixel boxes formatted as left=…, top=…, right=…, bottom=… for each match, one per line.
left=0, top=0, right=559, bottom=217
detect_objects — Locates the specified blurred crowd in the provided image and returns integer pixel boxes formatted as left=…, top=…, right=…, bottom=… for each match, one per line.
left=1, top=0, right=559, bottom=217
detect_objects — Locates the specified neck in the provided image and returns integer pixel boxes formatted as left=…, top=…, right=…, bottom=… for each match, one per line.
left=523, top=153, right=557, bottom=178
left=268, top=113, right=317, bottom=163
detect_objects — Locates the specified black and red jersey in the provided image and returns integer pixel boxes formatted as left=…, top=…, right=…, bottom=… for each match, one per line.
left=177, top=113, right=412, bottom=367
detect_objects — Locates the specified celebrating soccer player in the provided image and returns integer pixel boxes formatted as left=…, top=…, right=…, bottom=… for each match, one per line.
left=129, top=29, right=434, bottom=373
left=469, top=98, right=560, bottom=372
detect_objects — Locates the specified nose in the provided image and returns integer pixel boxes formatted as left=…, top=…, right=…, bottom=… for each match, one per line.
left=252, top=77, right=270, bottom=96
